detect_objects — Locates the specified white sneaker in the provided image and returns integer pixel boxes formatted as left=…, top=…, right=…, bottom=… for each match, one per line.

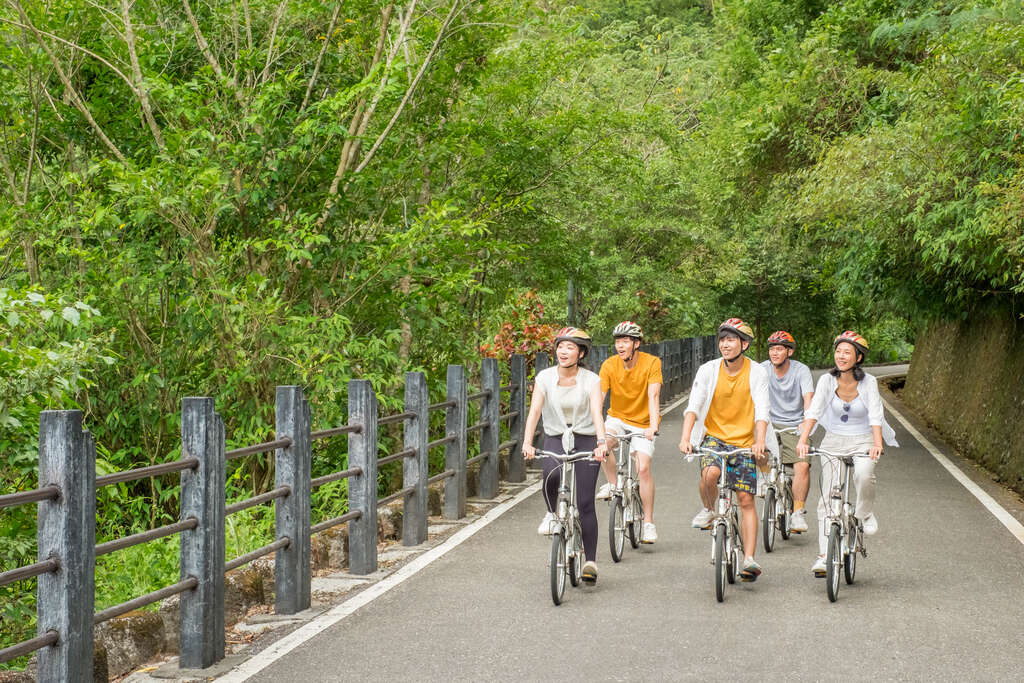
left=536, top=511, right=556, bottom=535
left=790, top=509, right=808, bottom=533
left=596, top=482, right=613, bottom=500
left=642, top=522, right=657, bottom=544
left=811, top=555, right=826, bottom=576
left=862, top=513, right=878, bottom=536
left=691, top=508, right=714, bottom=529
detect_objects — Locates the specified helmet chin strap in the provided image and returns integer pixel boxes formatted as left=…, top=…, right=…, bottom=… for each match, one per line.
left=723, top=343, right=746, bottom=367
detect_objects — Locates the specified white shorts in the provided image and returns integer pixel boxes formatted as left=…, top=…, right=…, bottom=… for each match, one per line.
left=604, top=417, right=655, bottom=457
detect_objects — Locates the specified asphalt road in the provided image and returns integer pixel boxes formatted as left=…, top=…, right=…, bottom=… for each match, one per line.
left=243, top=370, right=1024, bottom=682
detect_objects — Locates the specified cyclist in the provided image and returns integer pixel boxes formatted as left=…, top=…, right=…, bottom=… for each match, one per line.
left=522, top=327, right=608, bottom=583
left=796, top=330, right=899, bottom=577
left=595, top=321, right=662, bottom=543
left=679, top=317, right=776, bottom=581
left=760, top=330, right=814, bottom=533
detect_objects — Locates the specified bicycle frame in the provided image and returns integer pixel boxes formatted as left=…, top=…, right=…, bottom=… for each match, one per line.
left=609, top=432, right=638, bottom=509
left=688, top=445, right=752, bottom=601
left=805, top=448, right=870, bottom=601
left=536, top=449, right=594, bottom=605
left=537, top=450, right=593, bottom=534
left=762, top=426, right=799, bottom=549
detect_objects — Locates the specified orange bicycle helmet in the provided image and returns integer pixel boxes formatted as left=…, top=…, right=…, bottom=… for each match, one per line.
left=833, top=330, right=868, bottom=358
left=767, top=330, right=796, bottom=349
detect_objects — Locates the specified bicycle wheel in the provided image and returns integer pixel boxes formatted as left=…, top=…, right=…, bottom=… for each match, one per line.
left=627, top=488, right=643, bottom=549
left=550, top=532, right=567, bottom=605
left=568, top=519, right=583, bottom=587
left=826, top=524, right=842, bottom=602
left=779, top=485, right=793, bottom=540
left=713, top=527, right=727, bottom=603
left=609, top=495, right=625, bottom=563
left=762, top=487, right=777, bottom=553
left=844, top=522, right=858, bottom=585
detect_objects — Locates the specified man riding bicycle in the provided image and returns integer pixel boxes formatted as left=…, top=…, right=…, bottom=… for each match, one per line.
left=596, top=321, right=662, bottom=543
left=760, top=330, right=814, bottom=533
left=679, top=318, right=776, bottom=580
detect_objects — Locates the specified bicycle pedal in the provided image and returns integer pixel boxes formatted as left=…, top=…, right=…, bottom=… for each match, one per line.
left=813, top=570, right=826, bottom=578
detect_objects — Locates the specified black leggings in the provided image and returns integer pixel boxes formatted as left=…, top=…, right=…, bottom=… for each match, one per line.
left=541, top=434, right=600, bottom=562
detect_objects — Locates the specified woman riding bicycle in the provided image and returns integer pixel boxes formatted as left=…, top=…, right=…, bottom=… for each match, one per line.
left=522, top=327, right=608, bottom=584
left=796, top=330, right=899, bottom=576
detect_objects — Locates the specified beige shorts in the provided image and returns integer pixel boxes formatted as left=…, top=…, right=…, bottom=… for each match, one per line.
left=774, top=427, right=804, bottom=465
left=604, top=417, right=655, bottom=457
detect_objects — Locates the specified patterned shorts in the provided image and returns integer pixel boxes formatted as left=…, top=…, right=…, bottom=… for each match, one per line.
left=699, top=435, right=756, bottom=495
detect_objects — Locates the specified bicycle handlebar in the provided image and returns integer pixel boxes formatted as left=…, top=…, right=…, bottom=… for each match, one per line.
left=680, top=445, right=754, bottom=462
left=606, top=430, right=660, bottom=441
left=534, top=450, right=597, bottom=462
left=803, top=447, right=873, bottom=458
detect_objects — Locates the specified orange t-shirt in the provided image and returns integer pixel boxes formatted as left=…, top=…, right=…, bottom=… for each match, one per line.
left=599, top=352, right=663, bottom=428
left=704, top=357, right=755, bottom=447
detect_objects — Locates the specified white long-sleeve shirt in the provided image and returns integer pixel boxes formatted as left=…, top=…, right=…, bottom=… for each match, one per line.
left=805, top=372, right=899, bottom=446
left=685, top=357, right=778, bottom=458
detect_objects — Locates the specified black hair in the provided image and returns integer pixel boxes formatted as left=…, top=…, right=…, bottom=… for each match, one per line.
left=829, top=364, right=865, bottom=381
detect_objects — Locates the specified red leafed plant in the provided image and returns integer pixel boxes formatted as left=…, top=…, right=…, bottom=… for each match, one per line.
left=480, top=291, right=559, bottom=360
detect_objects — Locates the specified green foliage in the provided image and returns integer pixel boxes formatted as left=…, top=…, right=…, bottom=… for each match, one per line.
left=0, top=287, right=108, bottom=664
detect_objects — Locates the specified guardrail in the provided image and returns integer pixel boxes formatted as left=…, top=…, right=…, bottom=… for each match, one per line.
left=1, top=336, right=715, bottom=679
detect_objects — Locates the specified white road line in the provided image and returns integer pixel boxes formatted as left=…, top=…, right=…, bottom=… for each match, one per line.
left=661, top=392, right=689, bottom=416
left=883, top=397, right=1024, bottom=546
left=219, top=479, right=542, bottom=682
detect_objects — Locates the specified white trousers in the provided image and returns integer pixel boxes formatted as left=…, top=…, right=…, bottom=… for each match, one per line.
left=816, top=432, right=877, bottom=555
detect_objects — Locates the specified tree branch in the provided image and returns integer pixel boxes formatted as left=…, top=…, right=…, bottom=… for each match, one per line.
left=353, top=0, right=465, bottom=174
left=316, top=2, right=397, bottom=228
left=300, top=2, right=341, bottom=113
left=259, top=0, right=289, bottom=84
left=120, top=0, right=165, bottom=148
left=11, top=0, right=127, bottom=163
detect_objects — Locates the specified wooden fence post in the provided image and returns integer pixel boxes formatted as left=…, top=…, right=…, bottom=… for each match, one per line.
left=479, top=358, right=500, bottom=499
left=348, top=379, right=378, bottom=575
left=403, top=372, right=429, bottom=546
left=444, top=365, right=468, bottom=519
left=274, top=386, right=312, bottom=614
left=532, top=352, right=548, bottom=450
left=507, top=355, right=527, bottom=483
left=36, top=410, right=94, bottom=682
left=179, top=398, right=226, bottom=669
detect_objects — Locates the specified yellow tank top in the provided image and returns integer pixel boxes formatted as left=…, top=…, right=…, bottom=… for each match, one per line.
left=704, top=357, right=755, bottom=447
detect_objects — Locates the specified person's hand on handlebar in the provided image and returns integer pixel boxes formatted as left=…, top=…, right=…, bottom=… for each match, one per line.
left=522, top=443, right=536, bottom=460
left=678, top=438, right=694, bottom=455
left=593, top=441, right=608, bottom=463
left=752, top=438, right=767, bottom=464
left=868, top=443, right=883, bottom=461
left=643, top=426, right=658, bottom=441
left=796, top=439, right=810, bottom=459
